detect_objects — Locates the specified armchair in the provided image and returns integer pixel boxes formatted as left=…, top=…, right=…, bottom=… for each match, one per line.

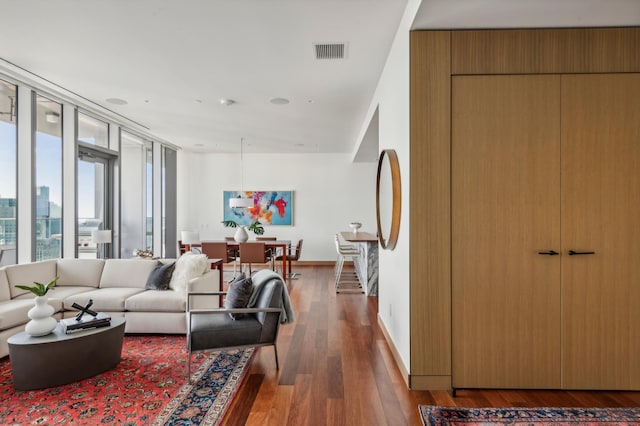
left=185, top=277, right=284, bottom=380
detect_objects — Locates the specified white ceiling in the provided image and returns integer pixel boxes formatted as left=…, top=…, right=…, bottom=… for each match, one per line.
left=1, top=0, right=638, bottom=156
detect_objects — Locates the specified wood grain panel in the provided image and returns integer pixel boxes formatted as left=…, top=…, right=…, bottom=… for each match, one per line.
left=451, top=75, right=562, bottom=389
left=452, top=27, right=640, bottom=75
left=561, top=73, right=640, bottom=390
left=409, top=31, right=452, bottom=380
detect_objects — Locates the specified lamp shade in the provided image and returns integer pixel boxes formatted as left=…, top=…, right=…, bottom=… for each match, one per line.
left=91, top=230, right=112, bottom=244
left=229, top=197, right=254, bottom=208
left=181, top=231, right=200, bottom=245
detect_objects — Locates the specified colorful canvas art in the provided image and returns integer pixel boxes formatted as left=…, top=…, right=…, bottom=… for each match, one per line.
left=224, top=191, right=293, bottom=226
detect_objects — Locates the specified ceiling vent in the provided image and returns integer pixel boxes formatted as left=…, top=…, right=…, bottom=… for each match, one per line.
left=314, top=43, right=347, bottom=60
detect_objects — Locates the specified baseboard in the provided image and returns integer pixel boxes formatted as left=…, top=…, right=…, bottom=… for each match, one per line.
left=377, top=314, right=410, bottom=388
left=294, top=260, right=338, bottom=266
left=409, top=375, right=452, bottom=391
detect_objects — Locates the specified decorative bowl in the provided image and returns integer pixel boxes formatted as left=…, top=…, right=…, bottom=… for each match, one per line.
left=349, top=222, right=362, bottom=232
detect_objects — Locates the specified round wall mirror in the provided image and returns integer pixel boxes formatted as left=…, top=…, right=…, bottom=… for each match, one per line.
left=376, top=149, right=401, bottom=250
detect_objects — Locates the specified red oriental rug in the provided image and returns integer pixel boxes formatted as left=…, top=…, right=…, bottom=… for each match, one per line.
left=0, top=335, right=254, bottom=425
left=420, top=406, right=640, bottom=425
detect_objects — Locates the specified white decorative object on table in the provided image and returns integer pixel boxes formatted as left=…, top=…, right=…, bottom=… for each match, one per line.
left=25, top=295, right=57, bottom=337
left=349, top=222, right=362, bottom=233
left=14, top=277, right=59, bottom=337
left=234, top=226, right=249, bottom=242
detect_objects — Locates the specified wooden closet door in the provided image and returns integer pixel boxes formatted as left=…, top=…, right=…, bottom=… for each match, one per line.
left=561, top=73, right=640, bottom=389
left=452, top=75, right=562, bottom=389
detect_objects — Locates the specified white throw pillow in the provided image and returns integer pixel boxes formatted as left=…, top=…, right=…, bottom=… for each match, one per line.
left=169, top=252, right=208, bottom=293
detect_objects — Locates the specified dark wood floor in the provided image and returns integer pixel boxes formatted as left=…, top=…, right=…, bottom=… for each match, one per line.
left=222, top=266, right=640, bottom=425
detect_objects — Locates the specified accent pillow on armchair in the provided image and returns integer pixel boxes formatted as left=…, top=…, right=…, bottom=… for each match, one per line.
left=224, top=272, right=253, bottom=319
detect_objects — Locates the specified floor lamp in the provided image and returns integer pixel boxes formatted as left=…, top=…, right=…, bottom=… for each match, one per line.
left=91, top=230, right=112, bottom=259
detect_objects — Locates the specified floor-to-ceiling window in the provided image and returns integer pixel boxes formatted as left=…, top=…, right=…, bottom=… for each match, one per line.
left=145, top=141, right=153, bottom=251
left=0, top=80, right=17, bottom=266
left=120, top=131, right=150, bottom=258
left=77, top=112, right=114, bottom=258
left=34, top=95, right=62, bottom=261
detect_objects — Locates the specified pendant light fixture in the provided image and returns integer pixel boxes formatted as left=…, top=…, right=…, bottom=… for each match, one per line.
left=229, top=137, right=254, bottom=208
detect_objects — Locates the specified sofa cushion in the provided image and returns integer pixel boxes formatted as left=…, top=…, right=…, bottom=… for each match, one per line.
left=169, top=253, right=208, bottom=293
left=125, top=289, right=185, bottom=312
left=47, top=286, right=99, bottom=306
left=5, top=260, right=58, bottom=299
left=64, top=287, right=145, bottom=311
left=56, top=259, right=104, bottom=288
left=100, top=259, right=157, bottom=289
left=145, top=261, right=176, bottom=291
left=0, top=298, right=37, bottom=331
left=0, top=268, right=9, bottom=302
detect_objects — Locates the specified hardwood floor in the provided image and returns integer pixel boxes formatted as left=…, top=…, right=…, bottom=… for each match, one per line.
left=222, top=266, right=640, bottom=425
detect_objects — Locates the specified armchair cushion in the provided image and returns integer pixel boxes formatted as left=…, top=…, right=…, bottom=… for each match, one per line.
left=190, top=313, right=262, bottom=350
left=145, top=261, right=176, bottom=290
left=224, top=272, right=253, bottom=319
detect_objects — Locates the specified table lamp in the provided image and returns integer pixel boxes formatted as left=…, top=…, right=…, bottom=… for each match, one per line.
left=91, top=229, right=112, bottom=259
left=181, top=231, right=200, bottom=253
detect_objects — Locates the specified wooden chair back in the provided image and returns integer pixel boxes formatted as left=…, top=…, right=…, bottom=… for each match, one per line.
left=201, top=242, right=231, bottom=263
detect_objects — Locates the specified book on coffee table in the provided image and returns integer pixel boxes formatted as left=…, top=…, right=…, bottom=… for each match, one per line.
left=61, top=312, right=111, bottom=333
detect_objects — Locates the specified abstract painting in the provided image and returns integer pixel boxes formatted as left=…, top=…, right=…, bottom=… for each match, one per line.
left=224, top=191, right=293, bottom=226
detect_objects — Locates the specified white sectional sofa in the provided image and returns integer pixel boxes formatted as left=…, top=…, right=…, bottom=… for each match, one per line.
left=0, top=256, right=219, bottom=358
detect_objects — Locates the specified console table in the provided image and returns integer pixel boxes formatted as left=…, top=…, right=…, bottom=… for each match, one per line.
left=341, top=231, right=379, bottom=296
left=7, top=316, right=125, bottom=390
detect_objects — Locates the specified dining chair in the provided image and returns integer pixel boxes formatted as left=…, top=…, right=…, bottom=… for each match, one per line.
left=200, top=241, right=237, bottom=277
left=276, top=239, right=303, bottom=279
left=239, top=242, right=273, bottom=275
left=256, top=236, right=278, bottom=264
left=177, top=240, right=188, bottom=256
left=224, top=236, right=240, bottom=262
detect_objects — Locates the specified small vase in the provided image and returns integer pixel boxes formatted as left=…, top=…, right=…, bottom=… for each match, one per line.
left=25, top=295, right=57, bottom=337
left=234, top=226, right=249, bottom=243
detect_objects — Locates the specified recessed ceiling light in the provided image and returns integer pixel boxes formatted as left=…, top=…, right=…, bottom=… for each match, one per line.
left=270, top=97, right=290, bottom=105
left=106, top=98, right=128, bottom=105
left=220, top=99, right=235, bottom=106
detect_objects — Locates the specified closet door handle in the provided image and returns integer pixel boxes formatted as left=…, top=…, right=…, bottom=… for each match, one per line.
left=568, top=250, right=595, bottom=256
left=538, top=250, right=559, bottom=256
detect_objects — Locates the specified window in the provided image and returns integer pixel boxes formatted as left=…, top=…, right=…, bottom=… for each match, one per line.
left=78, top=112, right=108, bottom=148
left=34, top=95, right=62, bottom=261
left=0, top=80, right=17, bottom=266
left=120, top=131, right=151, bottom=258
left=145, top=141, right=153, bottom=250
left=76, top=113, right=112, bottom=258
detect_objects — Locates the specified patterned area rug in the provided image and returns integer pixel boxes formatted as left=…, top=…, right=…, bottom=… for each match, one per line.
left=420, top=406, right=640, bottom=425
left=0, top=335, right=254, bottom=425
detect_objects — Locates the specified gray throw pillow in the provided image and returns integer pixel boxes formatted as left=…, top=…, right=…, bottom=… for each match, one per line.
left=225, top=273, right=253, bottom=319
left=145, top=261, right=176, bottom=290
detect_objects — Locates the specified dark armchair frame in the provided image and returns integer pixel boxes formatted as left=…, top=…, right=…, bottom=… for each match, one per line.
left=186, top=290, right=283, bottom=381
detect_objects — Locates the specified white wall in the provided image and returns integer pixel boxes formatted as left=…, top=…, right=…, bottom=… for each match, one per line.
left=356, top=0, right=422, bottom=374
left=176, top=152, right=377, bottom=261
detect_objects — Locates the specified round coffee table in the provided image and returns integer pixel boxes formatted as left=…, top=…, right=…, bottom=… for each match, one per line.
left=7, top=316, right=125, bottom=390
